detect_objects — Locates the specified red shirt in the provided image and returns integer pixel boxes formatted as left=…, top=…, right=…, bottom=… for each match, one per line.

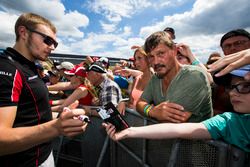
left=78, top=84, right=93, bottom=105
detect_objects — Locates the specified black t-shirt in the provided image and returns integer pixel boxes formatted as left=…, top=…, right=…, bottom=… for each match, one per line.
left=0, top=48, right=52, bottom=167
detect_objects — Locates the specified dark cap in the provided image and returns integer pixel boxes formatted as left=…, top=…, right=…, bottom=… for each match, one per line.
left=87, top=61, right=107, bottom=73
left=48, top=70, right=59, bottom=77
left=163, top=27, right=175, bottom=39
left=35, top=62, right=44, bottom=71
left=220, top=29, right=250, bottom=46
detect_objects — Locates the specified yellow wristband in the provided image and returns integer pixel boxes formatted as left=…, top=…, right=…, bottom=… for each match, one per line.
left=145, top=106, right=153, bottom=117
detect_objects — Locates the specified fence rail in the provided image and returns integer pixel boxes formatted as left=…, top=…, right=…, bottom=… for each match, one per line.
left=53, top=108, right=250, bottom=167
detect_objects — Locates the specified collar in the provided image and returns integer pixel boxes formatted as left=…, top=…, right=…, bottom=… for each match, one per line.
left=5, top=47, right=36, bottom=69
left=99, top=76, right=108, bottom=89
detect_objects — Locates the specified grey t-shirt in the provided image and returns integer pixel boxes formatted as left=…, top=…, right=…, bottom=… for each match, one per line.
left=141, top=65, right=213, bottom=122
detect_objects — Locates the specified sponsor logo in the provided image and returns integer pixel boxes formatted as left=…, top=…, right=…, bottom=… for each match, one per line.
left=28, top=75, right=38, bottom=80
left=0, top=71, right=12, bottom=76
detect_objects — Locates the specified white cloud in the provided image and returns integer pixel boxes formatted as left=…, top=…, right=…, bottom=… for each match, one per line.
left=100, top=21, right=117, bottom=33
left=122, top=26, right=132, bottom=37
left=139, top=0, right=250, bottom=61
left=140, top=0, right=250, bottom=37
left=0, top=0, right=89, bottom=40
left=87, top=0, right=151, bottom=23
left=0, top=11, right=17, bottom=48
left=57, top=28, right=145, bottom=60
left=55, top=10, right=89, bottom=38
left=1, top=0, right=250, bottom=63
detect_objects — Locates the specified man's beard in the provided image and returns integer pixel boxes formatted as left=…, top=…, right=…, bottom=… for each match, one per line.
left=26, top=36, right=47, bottom=61
left=156, top=73, right=164, bottom=79
left=154, top=64, right=167, bottom=79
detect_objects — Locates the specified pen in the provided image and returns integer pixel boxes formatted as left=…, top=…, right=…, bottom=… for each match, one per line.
left=63, top=107, right=91, bottom=123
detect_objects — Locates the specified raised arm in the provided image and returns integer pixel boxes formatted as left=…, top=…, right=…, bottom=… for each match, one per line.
left=114, top=68, right=143, bottom=78
left=208, top=48, right=250, bottom=77
left=52, top=87, right=88, bottom=112
left=47, top=81, right=79, bottom=91
left=104, top=122, right=211, bottom=141
left=177, top=43, right=213, bottom=84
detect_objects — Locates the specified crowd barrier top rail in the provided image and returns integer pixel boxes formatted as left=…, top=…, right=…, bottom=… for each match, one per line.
left=53, top=107, right=250, bottom=167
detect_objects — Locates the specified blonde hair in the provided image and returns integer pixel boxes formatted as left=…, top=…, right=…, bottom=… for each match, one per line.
left=133, top=46, right=147, bottom=58
left=15, top=13, right=56, bottom=41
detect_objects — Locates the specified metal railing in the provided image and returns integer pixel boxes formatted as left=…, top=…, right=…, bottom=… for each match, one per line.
left=53, top=108, right=250, bottom=167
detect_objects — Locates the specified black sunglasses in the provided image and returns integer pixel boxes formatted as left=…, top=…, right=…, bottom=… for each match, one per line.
left=26, top=27, right=58, bottom=48
left=225, top=82, right=250, bottom=94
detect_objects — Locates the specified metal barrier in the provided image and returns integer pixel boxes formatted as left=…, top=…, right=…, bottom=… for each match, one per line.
left=53, top=108, right=250, bottom=167
left=49, top=53, right=128, bottom=66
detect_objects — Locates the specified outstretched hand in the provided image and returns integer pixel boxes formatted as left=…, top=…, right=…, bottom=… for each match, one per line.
left=208, top=48, right=250, bottom=80
left=102, top=123, right=128, bottom=141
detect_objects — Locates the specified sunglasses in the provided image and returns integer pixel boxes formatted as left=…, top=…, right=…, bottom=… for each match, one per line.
left=26, top=27, right=58, bottom=48
left=225, top=82, right=250, bottom=94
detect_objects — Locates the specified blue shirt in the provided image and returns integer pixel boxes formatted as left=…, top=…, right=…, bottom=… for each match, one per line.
left=114, top=75, right=129, bottom=89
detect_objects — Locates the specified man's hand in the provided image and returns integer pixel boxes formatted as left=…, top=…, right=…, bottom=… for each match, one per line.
left=56, top=108, right=88, bottom=137
left=150, top=101, right=191, bottom=123
left=177, top=43, right=196, bottom=62
left=208, top=48, right=250, bottom=78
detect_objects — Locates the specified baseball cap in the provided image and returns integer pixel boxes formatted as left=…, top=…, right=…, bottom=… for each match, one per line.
left=97, top=57, right=110, bottom=69
left=74, top=66, right=87, bottom=78
left=64, top=65, right=80, bottom=76
left=213, top=65, right=250, bottom=86
left=230, top=65, right=250, bottom=77
left=163, top=27, right=176, bottom=39
left=87, top=61, right=107, bottom=73
left=48, top=70, right=59, bottom=77
left=35, top=62, right=44, bottom=71
left=56, top=61, right=74, bottom=70
left=220, top=29, right=250, bottom=46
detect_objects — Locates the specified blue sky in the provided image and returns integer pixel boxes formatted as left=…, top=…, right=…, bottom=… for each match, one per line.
left=0, top=0, right=250, bottom=63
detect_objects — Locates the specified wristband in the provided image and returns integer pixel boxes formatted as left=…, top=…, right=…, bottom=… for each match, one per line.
left=143, top=105, right=150, bottom=116
left=144, top=105, right=153, bottom=117
left=145, top=106, right=152, bottom=117
left=191, top=59, right=200, bottom=65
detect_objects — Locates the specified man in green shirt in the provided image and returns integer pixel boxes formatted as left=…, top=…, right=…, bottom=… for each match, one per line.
left=104, top=65, right=250, bottom=153
left=137, top=31, right=213, bottom=122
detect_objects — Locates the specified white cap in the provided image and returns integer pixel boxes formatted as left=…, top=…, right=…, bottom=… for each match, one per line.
left=56, top=61, right=74, bottom=70
left=97, top=57, right=109, bottom=68
left=98, top=57, right=109, bottom=64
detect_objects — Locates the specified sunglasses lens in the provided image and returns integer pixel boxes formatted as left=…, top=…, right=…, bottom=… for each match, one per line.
left=44, top=37, right=58, bottom=48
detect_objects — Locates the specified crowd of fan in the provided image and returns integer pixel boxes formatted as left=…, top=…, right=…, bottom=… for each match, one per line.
left=1, top=13, right=249, bottom=167
left=38, top=27, right=250, bottom=154
left=36, top=28, right=250, bottom=123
